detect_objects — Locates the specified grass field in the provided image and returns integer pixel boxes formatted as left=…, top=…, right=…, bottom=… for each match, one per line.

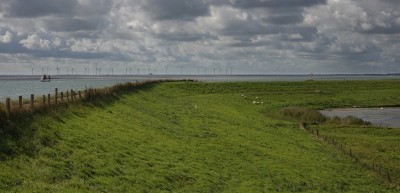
left=1, top=79, right=400, bottom=192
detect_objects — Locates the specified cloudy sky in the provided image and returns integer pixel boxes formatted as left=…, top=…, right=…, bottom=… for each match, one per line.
left=0, top=0, right=399, bottom=75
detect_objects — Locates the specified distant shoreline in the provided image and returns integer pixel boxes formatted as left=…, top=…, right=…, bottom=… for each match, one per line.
left=0, top=74, right=399, bottom=81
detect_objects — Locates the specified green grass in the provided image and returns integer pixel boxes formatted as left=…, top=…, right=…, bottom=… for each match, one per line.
left=1, top=79, right=400, bottom=192
left=308, top=124, right=400, bottom=187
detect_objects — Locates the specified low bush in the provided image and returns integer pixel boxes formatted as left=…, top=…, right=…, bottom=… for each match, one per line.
left=279, top=106, right=327, bottom=123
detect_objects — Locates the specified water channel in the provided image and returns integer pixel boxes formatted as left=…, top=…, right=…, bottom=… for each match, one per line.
left=319, top=108, right=400, bottom=128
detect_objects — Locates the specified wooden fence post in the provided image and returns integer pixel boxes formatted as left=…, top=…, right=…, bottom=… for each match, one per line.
left=55, top=88, right=58, bottom=103
left=43, top=95, right=46, bottom=106
left=19, top=95, right=22, bottom=109
left=71, top=90, right=74, bottom=101
left=48, top=94, right=50, bottom=106
left=349, top=149, right=352, bottom=157
left=6, top=97, right=10, bottom=117
left=31, top=94, right=34, bottom=110
left=84, top=90, right=87, bottom=97
left=66, top=91, right=69, bottom=101
left=379, top=164, right=381, bottom=175
left=61, top=92, right=64, bottom=101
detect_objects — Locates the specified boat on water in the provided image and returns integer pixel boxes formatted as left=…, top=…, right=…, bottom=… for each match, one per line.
left=40, top=74, right=51, bottom=82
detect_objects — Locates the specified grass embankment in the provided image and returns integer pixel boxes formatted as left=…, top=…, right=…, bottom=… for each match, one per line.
left=0, top=80, right=400, bottom=192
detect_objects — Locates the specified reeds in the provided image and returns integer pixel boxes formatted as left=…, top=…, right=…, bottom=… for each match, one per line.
left=279, top=106, right=371, bottom=126
left=326, top=115, right=371, bottom=126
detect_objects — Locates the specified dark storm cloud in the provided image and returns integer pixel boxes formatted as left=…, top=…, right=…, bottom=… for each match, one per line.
left=45, top=18, right=102, bottom=32
left=75, top=0, right=113, bottom=16
left=263, top=14, right=304, bottom=25
left=155, top=32, right=216, bottom=42
left=3, top=0, right=112, bottom=18
left=360, top=27, right=400, bottom=34
left=67, top=31, right=102, bottom=39
left=142, top=0, right=210, bottom=21
left=221, top=21, right=318, bottom=41
left=228, top=0, right=327, bottom=9
left=5, top=0, right=77, bottom=18
left=156, top=33, right=204, bottom=42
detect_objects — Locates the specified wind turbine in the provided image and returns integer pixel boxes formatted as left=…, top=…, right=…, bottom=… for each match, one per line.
left=179, top=66, right=183, bottom=75
left=137, top=67, right=140, bottom=75
left=165, top=66, right=168, bottom=75
left=213, top=67, right=216, bottom=75
left=229, top=67, right=234, bottom=75
left=71, top=68, right=74, bottom=75
left=85, top=68, right=89, bottom=75
left=198, top=68, right=200, bottom=75
left=56, top=66, right=60, bottom=75
left=204, top=68, right=206, bottom=75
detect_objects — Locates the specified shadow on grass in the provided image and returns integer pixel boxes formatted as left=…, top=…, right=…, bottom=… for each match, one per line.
left=0, top=79, right=199, bottom=160
left=0, top=88, right=126, bottom=160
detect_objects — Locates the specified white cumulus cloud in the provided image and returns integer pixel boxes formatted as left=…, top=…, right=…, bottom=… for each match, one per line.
left=0, top=31, right=13, bottom=43
left=19, top=35, right=52, bottom=50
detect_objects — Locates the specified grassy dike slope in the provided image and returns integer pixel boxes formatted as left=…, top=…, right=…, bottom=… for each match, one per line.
left=1, top=80, right=399, bottom=192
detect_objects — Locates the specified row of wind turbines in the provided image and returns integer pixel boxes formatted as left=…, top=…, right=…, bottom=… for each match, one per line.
left=31, top=67, right=113, bottom=75
left=30, top=66, right=235, bottom=76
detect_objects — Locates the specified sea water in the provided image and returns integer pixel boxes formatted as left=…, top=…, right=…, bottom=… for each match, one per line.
left=0, top=74, right=398, bottom=100
left=0, top=79, right=138, bottom=100
left=319, top=108, right=400, bottom=128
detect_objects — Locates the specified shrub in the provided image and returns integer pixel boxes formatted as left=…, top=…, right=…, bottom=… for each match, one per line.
left=279, top=106, right=326, bottom=123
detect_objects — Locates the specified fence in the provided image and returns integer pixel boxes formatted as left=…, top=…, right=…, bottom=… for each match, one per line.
left=300, top=122, right=394, bottom=185
left=2, top=79, right=196, bottom=118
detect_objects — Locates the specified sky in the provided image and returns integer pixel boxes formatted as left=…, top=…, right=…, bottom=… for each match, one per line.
left=0, top=0, right=399, bottom=75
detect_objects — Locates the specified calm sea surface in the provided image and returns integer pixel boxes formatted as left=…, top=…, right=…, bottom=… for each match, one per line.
left=0, top=75, right=398, bottom=100
left=319, top=108, right=400, bottom=128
